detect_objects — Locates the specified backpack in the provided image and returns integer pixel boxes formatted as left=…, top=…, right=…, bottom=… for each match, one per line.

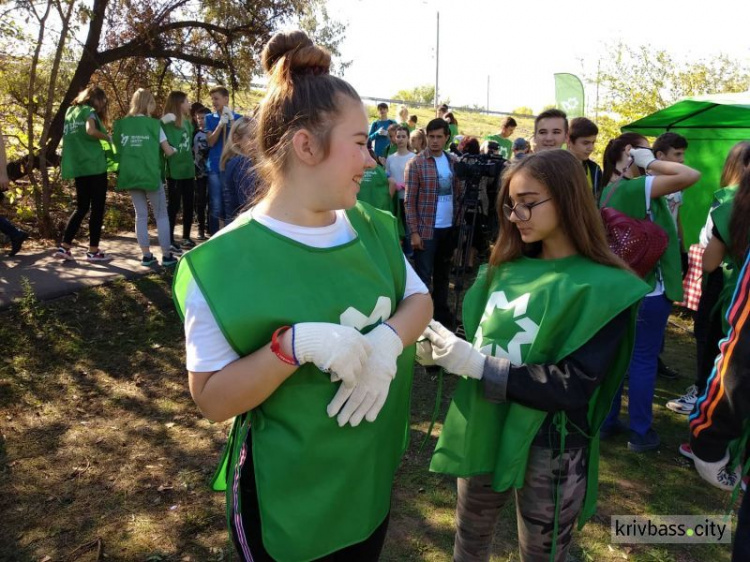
left=600, top=179, right=668, bottom=278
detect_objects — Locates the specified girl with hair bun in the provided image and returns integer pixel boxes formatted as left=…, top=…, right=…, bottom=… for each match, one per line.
left=173, top=30, right=432, bottom=561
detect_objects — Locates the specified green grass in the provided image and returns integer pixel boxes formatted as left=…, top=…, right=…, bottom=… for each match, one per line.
left=0, top=276, right=738, bottom=561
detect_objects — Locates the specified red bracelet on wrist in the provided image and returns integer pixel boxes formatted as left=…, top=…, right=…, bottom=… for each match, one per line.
left=271, top=326, right=298, bottom=366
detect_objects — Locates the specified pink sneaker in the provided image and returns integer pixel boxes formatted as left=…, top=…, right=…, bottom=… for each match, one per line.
left=53, top=246, right=74, bottom=261
left=679, top=443, right=694, bottom=460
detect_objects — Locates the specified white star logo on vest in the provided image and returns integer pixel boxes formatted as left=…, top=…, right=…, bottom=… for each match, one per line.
left=473, top=291, right=539, bottom=365
left=339, top=296, right=392, bottom=331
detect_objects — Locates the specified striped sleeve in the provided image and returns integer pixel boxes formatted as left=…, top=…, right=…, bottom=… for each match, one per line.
left=690, top=252, right=750, bottom=462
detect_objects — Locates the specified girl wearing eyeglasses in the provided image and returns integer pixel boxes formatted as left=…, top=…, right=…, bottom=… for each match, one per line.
left=418, top=149, right=650, bottom=562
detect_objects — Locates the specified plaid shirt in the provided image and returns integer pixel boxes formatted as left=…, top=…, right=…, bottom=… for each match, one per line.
left=405, top=150, right=462, bottom=240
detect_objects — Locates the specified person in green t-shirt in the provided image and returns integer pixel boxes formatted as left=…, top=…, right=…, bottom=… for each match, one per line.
left=114, top=88, right=178, bottom=267
left=417, top=149, right=650, bottom=562
left=175, top=30, right=433, bottom=562
left=444, top=111, right=459, bottom=149
left=599, top=133, right=700, bottom=453
left=57, top=86, right=113, bottom=262
left=407, top=114, right=418, bottom=132
left=161, top=91, right=197, bottom=251
left=483, top=116, right=516, bottom=160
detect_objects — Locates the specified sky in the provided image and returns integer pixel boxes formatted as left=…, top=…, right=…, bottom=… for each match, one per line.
left=321, top=0, right=750, bottom=114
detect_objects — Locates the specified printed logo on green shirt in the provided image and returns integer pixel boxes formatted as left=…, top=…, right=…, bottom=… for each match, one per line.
left=119, top=134, right=150, bottom=147
left=473, top=291, right=540, bottom=365
left=340, top=296, right=391, bottom=330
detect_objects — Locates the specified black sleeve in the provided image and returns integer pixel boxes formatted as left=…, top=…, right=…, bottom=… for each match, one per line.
left=481, top=310, right=630, bottom=412
left=691, top=255, right=750, bottom=462
left=712, top=225, right=724, bottom=244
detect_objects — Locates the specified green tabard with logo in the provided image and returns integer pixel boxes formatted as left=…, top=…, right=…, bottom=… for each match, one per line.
left=61, top=105, right=107, bottom=179
left=483, top=135, right=513, bottom=160
left=173, top=202, right=415, bottom=561
left=357, top=165, right=394, bottom=213
left=599, top=177, right=683, bottom=302
left=113, top=116, right=164, bottom=191
left=430, top=255, right=649, bottom=524
left=711, top=200, right=742, bottom=334
left=163, top=120, right=195, bottom=180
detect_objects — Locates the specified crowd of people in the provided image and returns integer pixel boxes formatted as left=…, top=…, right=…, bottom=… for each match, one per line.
left=4, top=26, right=750, bottom=562
left=3, top=82, right=258, bottom=266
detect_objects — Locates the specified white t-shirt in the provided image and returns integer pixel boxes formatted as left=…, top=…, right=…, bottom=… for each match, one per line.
left=184, top=208, right=428, bottom=372
left=386, top=151, right=416, bottom=200
left=434, top=153, right=454, bottom=229
left=643, top=176, right=665, bottom=297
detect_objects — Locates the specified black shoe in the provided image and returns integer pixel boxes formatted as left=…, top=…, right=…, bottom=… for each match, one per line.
left=657, top=357, right=679, bottom=380
left=628, top=429, right=661, bottom=452
left=600, top=419, right=627, bottom=440
left=197, top=230, right=207, bottom=241
left=9, top=231, right=29, bottom=256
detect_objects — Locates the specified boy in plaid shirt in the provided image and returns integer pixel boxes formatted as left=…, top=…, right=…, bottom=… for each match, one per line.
left=405, top=118, right=462, bottom=325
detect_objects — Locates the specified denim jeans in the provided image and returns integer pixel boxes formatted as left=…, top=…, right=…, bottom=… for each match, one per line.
left=413, top=227, right=454, bottom=326
left=604, top=293, right=672, bottom=436
left=207, top=172, right=224, bottom=234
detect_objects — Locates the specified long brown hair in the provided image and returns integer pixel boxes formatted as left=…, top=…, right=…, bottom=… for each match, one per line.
left=72, top=86, right=109, bottom=128
left=254, top=30, right=361, bottom=201
left=728, top=169, right=750, bottom=262
left=601, top=132, right=649, bottom=188
left=162, top=91, right=187, bottom=128
left=720, top=141, right=750, bottom=188
left=489, top=149, right=628, bottom=272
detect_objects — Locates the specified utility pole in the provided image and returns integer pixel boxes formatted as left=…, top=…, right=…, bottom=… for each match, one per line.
left=487, top=75, right=490, bottom=113
left=434, top=11, right=439, bottom=116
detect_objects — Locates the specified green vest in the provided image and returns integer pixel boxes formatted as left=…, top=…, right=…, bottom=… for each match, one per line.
left=163, top=120, right=195, bottom=180
left=711, top=201, right=742, bottom=334
left=599, top=177, right=684, bottom=301
left=173, top=203, right=414, bottom=561
left=430, top=255, right=649, bottom=524
left=61, top=105, right=107, bottom=179
left=357, top=165, right=393, bottom=213
left=715, top=184, right=738, bottom=206
left=113, top=116, right=164, bottom=191
left=483, top=135, right=513, bottom=160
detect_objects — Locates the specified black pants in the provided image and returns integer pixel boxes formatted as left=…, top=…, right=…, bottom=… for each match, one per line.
left=167, top=178, right=195, bottom=242
left=694, top=269, right=725, bottom=395
left=413, top=227, right=454, bottom=326
left=62, top=173, right=108, bottom=247
left=230, top=437, right=389, bottom=562
left=194, top=176, right=208, bottom=236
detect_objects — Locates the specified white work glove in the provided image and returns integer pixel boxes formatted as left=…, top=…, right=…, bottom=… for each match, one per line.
left=222, top=106, right=235, bottom=120
left=630, top=147, right=656, bottom=170
left=293, top=322, right=372, bottom=389
left=161, top=113, right=176, bottom=124
left=420, top=320, right=485, bottom=379
left=416, top=336, right=436, bottom=366
left=378, top=127, right=387, bottom=136
left=693, top=450, right=741, bottom=491
left=219, top=113, right=229, bottom=126
left=327, top=323, right=403, bottom=427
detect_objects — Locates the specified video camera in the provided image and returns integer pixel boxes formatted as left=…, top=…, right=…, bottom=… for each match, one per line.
left=454, top=153, right=506, bottom=184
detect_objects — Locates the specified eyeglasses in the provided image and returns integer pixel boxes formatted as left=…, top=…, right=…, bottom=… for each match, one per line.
left=502, top=197, right=552, bottom=221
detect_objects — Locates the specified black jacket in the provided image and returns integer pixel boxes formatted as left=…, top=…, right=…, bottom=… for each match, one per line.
left=690, top=253, right=750, bottom=462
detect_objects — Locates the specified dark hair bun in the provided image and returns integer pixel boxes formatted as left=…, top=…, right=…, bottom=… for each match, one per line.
left=261, top=30, right=331, bottom=75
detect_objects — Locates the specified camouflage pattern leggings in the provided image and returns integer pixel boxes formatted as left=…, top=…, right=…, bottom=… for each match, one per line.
left=454, top=446, right=587, bottom=562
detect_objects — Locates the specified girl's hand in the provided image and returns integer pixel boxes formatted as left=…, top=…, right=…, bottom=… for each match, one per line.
left=421, top=320, right=485, bottom=379
left=293, top=322, right=372, bottom=388
left=327, top=323, right=403, bottom=427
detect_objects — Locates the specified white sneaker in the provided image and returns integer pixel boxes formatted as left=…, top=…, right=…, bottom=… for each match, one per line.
left=666, top=385, right=698, bottom=415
